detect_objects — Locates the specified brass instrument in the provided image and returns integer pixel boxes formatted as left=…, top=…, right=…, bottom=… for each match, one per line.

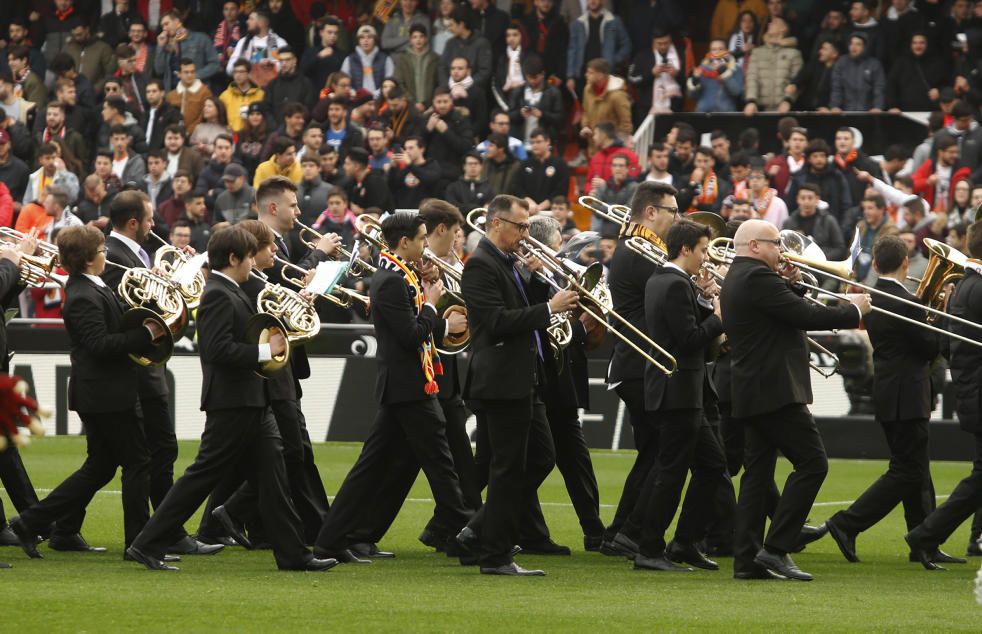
left=246, top=268, right=324, bottom=377
left=356, top=214, right=387, bottom=251
left=0, top=227, right=64, bottom=288
left=294, top=219, right=377, bottom=277
left=274, top=255, right=371, bottom=310
left=423, top=247, right=470, bottom=354
left=147, top=232, right=205, bottom=310
left=103, top=261, right=183, bottom=366
left=625, top=235, right=669, bottom=266
left=913, top=238, right=969, bottom=318
left=687, top=211, right=728, bottom=238
left=578, top=195, right=631, bottom=227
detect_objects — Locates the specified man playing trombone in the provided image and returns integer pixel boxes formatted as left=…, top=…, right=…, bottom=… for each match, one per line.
left=722, top=219, right=871, bottom=581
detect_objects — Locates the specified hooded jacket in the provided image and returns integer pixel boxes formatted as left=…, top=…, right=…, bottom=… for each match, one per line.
left=830, top=34, right=886, bottom=111
left=581, top=75, right=632, bottom=152
left=886, top=46, right=950, bottom=111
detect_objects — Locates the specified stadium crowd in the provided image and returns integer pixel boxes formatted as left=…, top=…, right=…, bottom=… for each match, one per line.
left=1, top=0, right=981, bottom=322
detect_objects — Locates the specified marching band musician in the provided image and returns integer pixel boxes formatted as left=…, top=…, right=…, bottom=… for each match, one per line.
left=601, top=181, right=679, bottom=557
left=9, top=225, right=167, bottom=560
left=126, top=226, right=337, bottom=572
left=311, top=212, right=473, bottom=563
left=632, top=220, right=728, bottom=572
left=456, top=194, right=579, bottom=576
left=722, top=219, right=870, bottom=581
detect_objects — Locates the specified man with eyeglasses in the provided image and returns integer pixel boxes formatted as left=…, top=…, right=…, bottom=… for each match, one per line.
left=457, top=194, right=579, bottom=575
left=721, top=219, right=871, bottom=581
left=747, top=159, right=788, bottom=228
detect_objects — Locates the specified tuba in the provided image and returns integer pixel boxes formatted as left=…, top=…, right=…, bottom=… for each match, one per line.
left=247, top=269, right=323, bottom=378
left=914, top=238, right=968, bottom=318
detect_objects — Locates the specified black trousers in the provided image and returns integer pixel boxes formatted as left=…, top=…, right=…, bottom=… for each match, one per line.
left=222, top=399, right=330, bottom=543
left=734, top=404, right=829, bottom=574
left=19, top=409, right=150, bottom=547
left=466, top=395, right=556, bottom=567
left=604, top=379, right=659, bottom=542
left=141, top=395, right=179, bottom=510
left=314, top=399, right=471, bottom=554
left=132, top=406, right=310, bottom=569
left=636, top=409, right=728, bottom=557
left=908, top=432, right=982, bottom=550
left=831, top=419, right=935, bottom=535
left=0, top=445, right=40, bottom=526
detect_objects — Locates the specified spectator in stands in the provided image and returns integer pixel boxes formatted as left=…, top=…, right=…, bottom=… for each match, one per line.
left=579, top=58, right=631, bottom=159
left=393, top=24, right=440, bottom=112
left=63, top=23, right=116, bottom=91
left=447, top=56, right=487, bottom=134
left=830, top=32, right=886, bottom=112
left=848, top=1, right=884, bottom=61
left=76, top=174, right=112, bottom=227
left=0, top=74, right=35, bottom=151
left=747, top=159, right=789, bottom=228
left=468, top=0, right=510, bottom=61
left=944, top=101, right=982, bottom=172
left=0, top=129, right=29, bottom=207
left=897, top=228, right=927, bottom=289
left=378, top=85, right=425, bottom=145
left=49, top=52, right=97, bottom=111
left=158, top=170, right=193, bottom=225
left=788, top=139, right=852, bottom=224
left=812, top=8, right=849, bottom=58
left=220, top=60, right=265, bottom=133
left=263, top=46, right=316, bottom=121
left=194, top=133, right=237, bottom=209
left=903, top=197, right=946, bottom=255
left=709, top=131, right=733, bottom=181
left=438, top=8, right=493, bottom=89
left=170, top=219, right=193, bottom=249
left=728, top=10, right=758, bottom=71
left=7, top=46, right=46, bottom=110
left=261, top=102, right=308, bottom=160
left=214, top=1, right=245, bottom=70
left=98, top=95, right=147, bottom=154
left=949, top=179, right=975, bottom=227
left=235, top=103, right=270, bottom=176
left=254, top=137, right=302, bottom=187
left=855, top=193, right=899, bottom=283
left=300, top=17, right=346, bottom=93
left=886, top=32, right=949, bottom=112
left=224, top=9, right=288, bottom=80
left=125, top=20, right=154, bottom=81
left=482, top=133, right=520, bottom=196
left=143, top=79, right=182, bottom=151
left=445, top=150, right=494, bottom=213
left=297, top=155, right=331, bottom=223
left=913, top=133, right=972, bottom=211
left=432, top=0, right=457, bottom=55
left=98, top=1, right=142, bottom=48
left=266, top=0, right=305, bottom=54
left=388, top=136, right=440, bottom=208
left=181, top=191, right=214, bottom=252
left=584, top=121, right=639, bottom=194
left=765, top=124, right=807, bottom=198
left=3, top=19, right=46, bottom=79
left=318, top=98, right=361, bottom=164
left=729, top=151, right=751, bottom=197
left=42, top=184, right=83, bottom=242
left=142, top=150, right=173, bottom=211
left=679, top=146, right=731, bottom=214
left=522, top=0, right=569, bottom=83
left=783, top=183, right=846, bottom=261
left=163, top=124, right=204, bottom=180
left=687, top=39, right=743, bottom=113
left=423, top=87, right=474, bottom=194
left=319, top=145, right=349, bottom=189
left=566, top=0, right=631, bottom=96
left=109, top=124, right=145, bottom=185
left=112, top=45, right=147, bottom=117
left=341, top=25, right=394, bottom=98
left=743, top=17, right=801, bottom=114
left=711, top=0, right=768, bottom=43
left=834, top=126, right=884, bottom=208
left=508, top=56, right=563, bottom=147
left=365, top=126, right=393, bottom=173
left=948, top=221, right=969, bottom=251
left=514, top=129, right=569, bottom=214
left=344, top=147, right=394, bottom=213
left=495, top=23, right=526, bottom=101
left=214, top=163, right=255, bottom=224
left=627, top=29, right=681, bottom=121
left=382, top=0, right=430, bottom=54
left=590, top=153, right=638, bottom=234
left=476, top=110, right=527, bottom=160
left=546, top=195, right=577, bottom=233
left=786, top=36, right=840, bottom=111
left=37, top=101, right=88, bottom=167
left=311, top=187, right=358, bottom=243
left=296, top=125, right=324, bottom=164
left=642, top=142, right=673, bottom=186
left=166, top=58, right=212, bottom=134
left=729, top=198, right=757, bottom=221
left=878, top=144, right=912, bottom=183
left=153, top=10, right=221, bottom=91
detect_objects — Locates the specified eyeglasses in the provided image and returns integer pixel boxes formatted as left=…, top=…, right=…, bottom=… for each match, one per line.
left=652, top=204, right=679, bottom=216
left=752, top=238, right=782, bottom=246
left=497, top=217, right=531, bottom=232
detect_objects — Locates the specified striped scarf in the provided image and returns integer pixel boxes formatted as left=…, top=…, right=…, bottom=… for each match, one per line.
left=378, top=250, right=443, bottom=395
left=620, top=222, right=667, bottom=252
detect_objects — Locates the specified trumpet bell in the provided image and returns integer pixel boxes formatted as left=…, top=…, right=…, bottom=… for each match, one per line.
left=357, top=215, right=388, bottom=251
left=779, top=229, right=857, bottom=282
left=121, top=307, right=174, bottom=367
left=245, top=313, right=292, bottom=377
left=916, top=238, right=968, bottom=314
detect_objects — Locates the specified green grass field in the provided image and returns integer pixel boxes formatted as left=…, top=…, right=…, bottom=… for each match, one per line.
left=2, top=437, right=981, bottom=632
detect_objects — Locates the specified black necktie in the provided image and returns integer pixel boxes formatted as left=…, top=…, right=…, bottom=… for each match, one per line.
left=276, top=235, right=290, bottom=259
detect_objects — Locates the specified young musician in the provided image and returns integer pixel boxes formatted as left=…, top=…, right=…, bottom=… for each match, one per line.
left=457, top=194, right=579, bottom=576
left=126, top=227, right=337, bottom=572
left=602, top=181, right=678, bottom=556
left=9, top=226, right=165, bottom=559
left=721, top=219, right=870, bottom=581
left=311, top=213, right=473, bottom=563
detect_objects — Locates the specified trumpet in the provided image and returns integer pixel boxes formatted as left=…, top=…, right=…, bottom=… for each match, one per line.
left=146, top=232, right=205, bottom=310
left=274, top=255, right=371, bottom=310
left=0, top=227, right=64, bottom=288
left=103, top=260, right=184, bottom=366
left=423, top=247, right=470, bottom=354
left=246, top=268, right=323, bottom=377
left=294, top=219, right=377, bottom=277
left=356, top=214, right=387, bottom=251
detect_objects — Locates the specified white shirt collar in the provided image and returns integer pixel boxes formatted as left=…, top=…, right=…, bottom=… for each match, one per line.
left=83, top=273, right=107, bottom=287
left=210, top=269, right=240, bottom=287
left=879, top=276, right=908, bottom=290
left=664, top=262, right=687, bottom=275
left=110, top=230, right=143, bottom=258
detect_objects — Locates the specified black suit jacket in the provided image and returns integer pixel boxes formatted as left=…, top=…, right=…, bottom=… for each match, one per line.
left=0, top=260, right=24, bottom=373
left=644, top=266, right=723, bottom=411
left=63, top=275, right=155, bottom=413
left=103, top=235, right=169, bottom=399
left=947, top=269, right=982, bottom=433
left=720, top=256, right=861, bottom=418
left=371, top=267, right=441, bottom=404
left=197, top=274, right=268, bottom=411
left=146, top=102, right=184, bottom=151
left=279, top=229, right=332, bottom=382
left=607, top=235, right=659, bottom=384
left=866, top=277, right=938, bottom=422
left=461, top=237, right=551, bottom=401
left=241, top=275, right=297, bottom=402
left=528, top=271, right=581, bottom=410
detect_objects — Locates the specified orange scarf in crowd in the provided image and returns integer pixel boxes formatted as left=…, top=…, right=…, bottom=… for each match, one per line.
left=834, top=149, right=858, bottom=170
left=689, top=170, right=718, bottom=211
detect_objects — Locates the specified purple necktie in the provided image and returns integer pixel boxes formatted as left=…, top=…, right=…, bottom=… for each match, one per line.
left=511, top=265, right=544, bottom=361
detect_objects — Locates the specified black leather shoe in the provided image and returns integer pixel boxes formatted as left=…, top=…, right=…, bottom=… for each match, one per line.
left=606, top=532, right=640, bottom=560
left=518, top=539, right=571, bottom=555
left=0, top=525, right=19, bottom=546
left=584, top=535, right=603, bottom=552
left=212, top=506, right=252, bottom=550
left=8, top=517, right=42, bottom=559
left=967, top=538, right=982, bottom=557
left=904, top=533, right=944, bottom=571
left=333, top=548, right=372, bottom=564
left=908, top=549, right=966, bottom=565
left=792, top=523, right=829, bottom=553
left=124, top=551, right=180, bottom=562
left=480, top=562, right=545, bottom=576
left=826, top=521, right=859, bottom=563
left=349, top=542, right=395, bottom=558
left=195, top=535, right=236, bottom=547
left=167, top=536, right=225, bottom=556
left=734, top=566, right=786, bottom=580
left=634, top=554, right=693, bottom=572
left=456, top=526, right=479, bottom=550
left=666, top=540, right=719, bottom=570
left=280, top=557, right=339, bottom=571
left=753, top=549, right=813, bottom=581
left=125, top=546, right=179, bottom=571
left=49, top=533, right=108, bottom=553
left=419, top=528, right=447, bottom=551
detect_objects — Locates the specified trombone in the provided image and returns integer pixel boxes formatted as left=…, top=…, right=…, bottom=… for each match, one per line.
left=578, top=195, right=631, bottom=227
left=294, top=219, right=377, bottom=277
left=273, top=255, right=371, bottom=310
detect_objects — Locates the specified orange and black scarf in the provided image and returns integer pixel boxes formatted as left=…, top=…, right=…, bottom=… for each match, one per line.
left=378, top=250, right=443, bottom=395
left=834, top=149, right=858, bottom=170
left=689, top=170, right=718, bottom=211
left=620, top=222, right=667, bottom=252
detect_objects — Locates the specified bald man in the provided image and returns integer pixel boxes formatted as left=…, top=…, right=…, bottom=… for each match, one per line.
left=721, top=220, right=871, bottom=581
